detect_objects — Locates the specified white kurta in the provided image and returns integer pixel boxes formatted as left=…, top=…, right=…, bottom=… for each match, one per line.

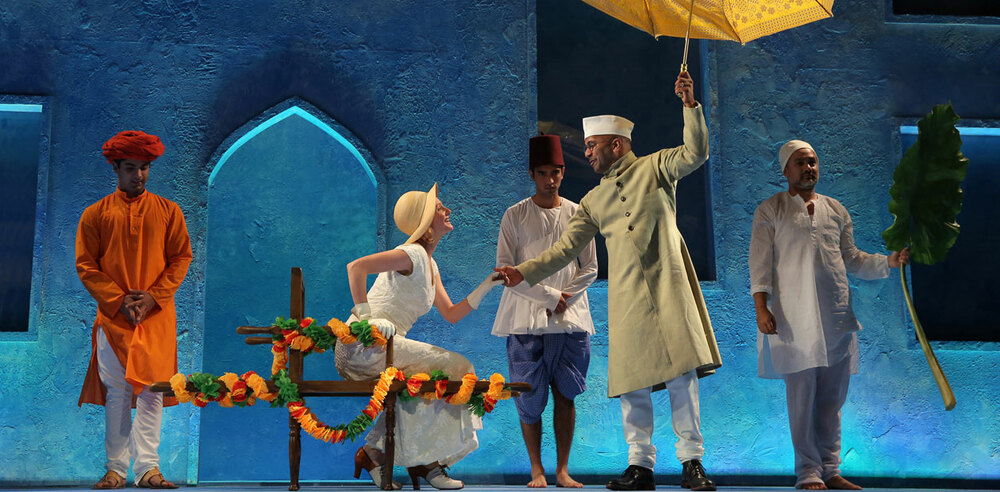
left=493, top=197, right=598, bottom=336
left=334, top=243, right=481, bottom=467
left=749, top=192, right=889, bottom=378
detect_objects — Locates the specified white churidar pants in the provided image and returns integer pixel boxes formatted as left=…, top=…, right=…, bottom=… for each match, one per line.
left=619, top=371, right=704, bottom=469
left=782, top=356, right=851, bottom=488
left=97, top=328, right=163, bottom=484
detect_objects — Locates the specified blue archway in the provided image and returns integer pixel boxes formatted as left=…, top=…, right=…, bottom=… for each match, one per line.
left=201, top=100, right=383, bottom=482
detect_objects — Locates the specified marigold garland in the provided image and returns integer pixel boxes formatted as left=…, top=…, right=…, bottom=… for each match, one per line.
left=169, top=373, right=194, bottom=404
left=406, top=373, right=431, bottom=396
left=217, top=373, right=239, bottom=408
left=270, top=316, right=386, bottom=375
left=444, top=373, right=479, bottom=405
left=169, top=315, right=514, bottom=444
left=285, top=367, right=398, bottom=443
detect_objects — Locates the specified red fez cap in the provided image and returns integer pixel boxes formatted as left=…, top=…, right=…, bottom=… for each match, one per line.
left=529, top=134, right=564, bottom=170
left=102, top=131, right=165, bottom=163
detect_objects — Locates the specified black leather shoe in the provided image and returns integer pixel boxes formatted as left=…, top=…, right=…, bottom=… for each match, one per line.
left=606, top=465, right=655, bottom=490
left=681, top=460, right=716, bottom=491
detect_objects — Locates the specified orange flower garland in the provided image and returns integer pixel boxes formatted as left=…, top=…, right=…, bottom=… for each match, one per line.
left=406, top=373, right=431, bottom=397
left=444, top=373, right=479, bottom=405
left=168, top=315, right=515, bottom=445
left=328, top=318, right=357, bottom=344
left=169, top=373, right=195, bottom=404
left=287, top=367, right=399, bottom=443
left=271, top=345, right=288, bottom=376
left=243, top=370, right=278, bottom=402
left=217, top=373, right=239, bottom=408
left=483, top=373, right=506, bottom=413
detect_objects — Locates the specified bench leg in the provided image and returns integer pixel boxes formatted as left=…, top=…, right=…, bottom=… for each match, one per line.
left=289, top=414, right=302, bottom=491
left=382, top=392, right=397, bottom=490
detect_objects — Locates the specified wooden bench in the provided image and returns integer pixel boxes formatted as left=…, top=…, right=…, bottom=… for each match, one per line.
left=152, top=267, right=529, bottom=490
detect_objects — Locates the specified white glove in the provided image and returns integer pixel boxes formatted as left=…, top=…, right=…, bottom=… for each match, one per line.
left=368, top=318, right=396, bottom=339
left=466, top=274, right=504, bottom=310
left=351, top=302, right=371, bottom=320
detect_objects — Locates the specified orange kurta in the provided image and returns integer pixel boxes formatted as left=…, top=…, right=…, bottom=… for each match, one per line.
left=76, top=189, right=192, bottom=407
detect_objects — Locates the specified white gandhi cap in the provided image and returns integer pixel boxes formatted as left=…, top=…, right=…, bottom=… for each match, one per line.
left=778, top=140, right=815, bottom=172
left=582, top=115, right=634, bottom=140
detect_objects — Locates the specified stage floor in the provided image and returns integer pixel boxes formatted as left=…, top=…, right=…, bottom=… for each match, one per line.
left=2, top=485, right=998, bottom=491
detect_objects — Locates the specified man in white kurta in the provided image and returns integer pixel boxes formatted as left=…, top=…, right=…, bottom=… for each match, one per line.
left=749, top=140, right=909, bottom=491
left=494, top=134, right=598, bottom=488
left=495, top=72, right=720, bottom=492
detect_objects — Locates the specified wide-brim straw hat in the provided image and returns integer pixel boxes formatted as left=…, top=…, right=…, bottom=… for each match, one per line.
left=393, top=182, right=439, bottom=244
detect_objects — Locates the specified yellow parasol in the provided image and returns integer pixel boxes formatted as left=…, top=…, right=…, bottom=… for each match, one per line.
left=580, top=0, right=834, bottom=73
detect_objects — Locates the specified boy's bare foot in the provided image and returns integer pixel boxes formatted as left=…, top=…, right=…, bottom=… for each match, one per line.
left=528, top=466, right=547, bottom=488
left=556, top=470, right=583, bottom=488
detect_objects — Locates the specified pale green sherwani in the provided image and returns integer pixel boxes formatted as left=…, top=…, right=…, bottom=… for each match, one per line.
left=518, top=105, right=722, bottom=397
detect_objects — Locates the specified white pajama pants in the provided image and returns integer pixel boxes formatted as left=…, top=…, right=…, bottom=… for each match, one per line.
left=619, top=371, right=704, bottom=469
left=96, top=328, right=163, bottom=484
left=782, top=356, right=851, bottom=488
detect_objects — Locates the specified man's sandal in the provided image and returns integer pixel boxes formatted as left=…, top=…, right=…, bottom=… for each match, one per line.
left=137, top=468, right=179, bottom=489
left=93, top=470, right=126, bottom=489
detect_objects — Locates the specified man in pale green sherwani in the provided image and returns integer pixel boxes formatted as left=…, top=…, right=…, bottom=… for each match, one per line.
left=496, top=72, right=721, bottom=492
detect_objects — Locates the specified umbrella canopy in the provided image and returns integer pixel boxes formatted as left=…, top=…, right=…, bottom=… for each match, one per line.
left=581, top=0, right=834, bottom=45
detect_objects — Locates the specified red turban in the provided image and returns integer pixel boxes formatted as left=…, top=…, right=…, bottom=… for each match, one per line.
left=102, top=131, right=165, bottom=163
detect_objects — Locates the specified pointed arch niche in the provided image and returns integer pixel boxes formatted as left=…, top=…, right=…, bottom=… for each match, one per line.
left=201, top=100, right=384, bottom=481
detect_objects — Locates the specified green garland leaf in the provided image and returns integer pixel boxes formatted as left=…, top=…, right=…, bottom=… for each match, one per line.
left=429, top=370, right=447, bottom=381
left=270, top=369, right=301, bottom=408
left=271, top=316, right=299, bottom=342
left=302, top=320, right=336, bottom=351
left=467, top=393, right=487, bottom=417
left=188, top=372, right=222, bottom=400
left=350, top=320, right=377, bottom=347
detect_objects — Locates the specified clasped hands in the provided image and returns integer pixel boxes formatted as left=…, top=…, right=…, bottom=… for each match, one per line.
left=119, top=290, right=157, bottom=326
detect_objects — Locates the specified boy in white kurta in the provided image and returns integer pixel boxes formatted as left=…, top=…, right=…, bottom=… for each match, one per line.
left=749, top=140, right=909, bottom=491
left=493, top=135, right=597, bottom=488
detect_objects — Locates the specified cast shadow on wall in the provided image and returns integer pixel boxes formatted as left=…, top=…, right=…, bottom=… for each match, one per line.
left=200, top=99, right=386, bottom=481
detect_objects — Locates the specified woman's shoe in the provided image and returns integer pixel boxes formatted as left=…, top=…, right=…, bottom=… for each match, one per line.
left=354, top=447, right=402, bottom=490
left=407, top=463, right=464, bottom=490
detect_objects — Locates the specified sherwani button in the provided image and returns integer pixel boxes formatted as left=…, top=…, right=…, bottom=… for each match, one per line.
left=620, top=196, right=626, bottom=202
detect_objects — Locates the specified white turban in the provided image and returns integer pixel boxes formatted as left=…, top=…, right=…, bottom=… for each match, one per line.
left=778, top=140, right=815, bottom=172
left=582, top=115, right=634, bottom=140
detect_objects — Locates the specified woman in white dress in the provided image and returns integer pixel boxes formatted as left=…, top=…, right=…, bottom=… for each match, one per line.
left=334, top=183, right=501, bottom=490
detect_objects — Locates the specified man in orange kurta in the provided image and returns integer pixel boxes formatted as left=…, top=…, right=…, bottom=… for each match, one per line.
left=76, top=130, right=191, bottom=490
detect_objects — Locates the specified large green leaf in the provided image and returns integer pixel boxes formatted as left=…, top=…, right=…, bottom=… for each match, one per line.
left=882, top=103, right=970, bottom=264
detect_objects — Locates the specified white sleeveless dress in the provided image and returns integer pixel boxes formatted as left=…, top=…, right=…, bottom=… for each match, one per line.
left=334, top=243, right=481, bottom=467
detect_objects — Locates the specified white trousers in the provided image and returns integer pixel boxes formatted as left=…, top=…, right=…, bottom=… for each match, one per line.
left=619, top=371, right=703, bottom=468
left=96, top=328, right=163, bottom=484
left=782, top=356, right=851, bottom=488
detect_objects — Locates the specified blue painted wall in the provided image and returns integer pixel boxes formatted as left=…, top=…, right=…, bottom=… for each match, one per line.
left=1, top=0, right=998, bottom=486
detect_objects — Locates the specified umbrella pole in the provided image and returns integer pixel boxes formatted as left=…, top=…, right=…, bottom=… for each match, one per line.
left=676, top=0, right=697, bottom=97
left=680, top=0, right=696, bottom=72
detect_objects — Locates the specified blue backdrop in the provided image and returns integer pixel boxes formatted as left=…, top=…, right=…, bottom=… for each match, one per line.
left=0, top=0, right=998, bottom=487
